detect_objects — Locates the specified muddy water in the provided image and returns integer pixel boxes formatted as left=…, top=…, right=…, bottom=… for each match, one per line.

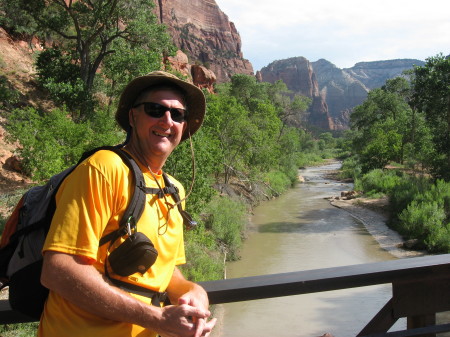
left=212, top=162, right=405, bottom=337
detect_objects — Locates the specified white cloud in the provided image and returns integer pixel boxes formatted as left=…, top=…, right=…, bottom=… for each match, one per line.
left=215, top=0, right=450, bottom=70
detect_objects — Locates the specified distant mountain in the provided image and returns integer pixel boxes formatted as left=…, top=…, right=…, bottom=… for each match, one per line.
left=313, top=58, right=424, bottom=129
left=259, top=58, right=425, bottom=130
left=343, top=59, right=425, bottom=89
left=153, top=1, right=425, bottom=130
left=259, top=57, right=333, bottom=130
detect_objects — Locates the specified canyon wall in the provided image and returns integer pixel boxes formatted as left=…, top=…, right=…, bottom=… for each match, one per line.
left=259, top=57, right=424, bottom=130
left=259, top=57, right=334, bottom=130
left=155, top=0, right=253, bottom=83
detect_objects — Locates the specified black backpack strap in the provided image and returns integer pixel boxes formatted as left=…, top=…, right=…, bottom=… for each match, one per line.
left=162, top=173, right=197, bottom=230
left=108, top=278, right=169, bottom=307
left=99, top=147, right=147, bottom=247
left=143, top=186, right=178, bottom=198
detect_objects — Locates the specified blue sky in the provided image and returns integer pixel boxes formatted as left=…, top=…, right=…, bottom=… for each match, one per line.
left=215, top=0, right=450, bottom=71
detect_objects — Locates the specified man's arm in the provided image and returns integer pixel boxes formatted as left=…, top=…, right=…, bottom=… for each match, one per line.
left=41, top=251, right=212, bottom=337
left=166, top=267, right=217, bottom=337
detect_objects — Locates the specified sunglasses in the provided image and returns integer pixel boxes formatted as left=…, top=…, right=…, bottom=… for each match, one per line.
left=133, top=102, right=187, bottom=123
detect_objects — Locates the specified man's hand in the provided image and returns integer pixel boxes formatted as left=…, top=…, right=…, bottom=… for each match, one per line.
left=165, top=268, right=217, bottom=337
left=178, top=295, right=216, bottom=337
left=155, top=301, right=215, bottom=337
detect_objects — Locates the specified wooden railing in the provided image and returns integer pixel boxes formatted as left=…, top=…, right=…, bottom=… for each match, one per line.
left=2, top=254, right=450, bottom=336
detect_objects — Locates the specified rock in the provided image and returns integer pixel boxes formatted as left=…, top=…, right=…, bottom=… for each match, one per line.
left=4, top=155, right=22, bottom=173
left=166, top=50, right=191, bottom=79
left=340, top=190, right=358, bottom=200
left=191, top=64, right=216, bottom=93
left=402, top=239, right=420, bottom=249
left=165, top=50, right=216, bottom=93
left=155, top=0, right=254, bottom=83
left=259, top=57, right=334, bottom=130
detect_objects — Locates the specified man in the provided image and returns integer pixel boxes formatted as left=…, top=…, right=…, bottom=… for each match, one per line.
left=38, top=71, right=216, bottom=337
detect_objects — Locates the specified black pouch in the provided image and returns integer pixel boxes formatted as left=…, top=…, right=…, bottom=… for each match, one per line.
left=108, top=232, right=158, bottom=277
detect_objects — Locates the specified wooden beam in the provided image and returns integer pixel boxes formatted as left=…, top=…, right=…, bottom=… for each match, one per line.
left=199, top=254, right=450, bottom=304
left=357, top=298, right=397, bottom=336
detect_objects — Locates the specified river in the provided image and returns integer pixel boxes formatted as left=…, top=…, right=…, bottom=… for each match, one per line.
left=211, top=162, right=405, bottom=337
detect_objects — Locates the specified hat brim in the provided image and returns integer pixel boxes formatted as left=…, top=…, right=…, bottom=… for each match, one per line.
left=116, top=71, right=206, bottom=142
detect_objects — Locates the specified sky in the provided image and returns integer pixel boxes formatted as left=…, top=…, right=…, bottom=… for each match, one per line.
left=214, top=0, right=450, bottom=71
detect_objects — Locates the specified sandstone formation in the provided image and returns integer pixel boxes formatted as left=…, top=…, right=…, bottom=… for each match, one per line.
left=311, top=59, right=369, bottom=130
left=155, top=0, right=254, bottom=83
left=259, top=57, right=334, bottom=130
left=311, top=58, right=424, bottom=129
left=260, top=57, right=425, bottom=131
left=345, top=59, right=425, bottom=89
left=164, top=50, right=216, bottom=93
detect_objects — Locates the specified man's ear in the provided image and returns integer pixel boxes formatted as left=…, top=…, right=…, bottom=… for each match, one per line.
left=128, top=108, right=135, bottom=127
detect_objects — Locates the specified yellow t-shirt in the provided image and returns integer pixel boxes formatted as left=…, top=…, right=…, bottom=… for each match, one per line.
left=38, top=149, right=186, bottom=337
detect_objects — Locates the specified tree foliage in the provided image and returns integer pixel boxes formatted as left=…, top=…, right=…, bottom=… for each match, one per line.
left=348, top=71, right=440, bottom=174
left=411, top=54, right=450, bottom=180
left=5, top=106, right=123, bottom=180
left=0, top=0, right=175, bottom=116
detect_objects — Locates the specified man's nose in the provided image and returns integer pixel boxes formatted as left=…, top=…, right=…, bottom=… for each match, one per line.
left=157, top=110, right=174, bottom=125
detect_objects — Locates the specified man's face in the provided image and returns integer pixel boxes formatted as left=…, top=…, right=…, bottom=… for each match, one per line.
left=129, top=88, right=187, bottom=169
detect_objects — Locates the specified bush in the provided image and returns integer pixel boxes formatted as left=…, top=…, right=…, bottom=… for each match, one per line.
left=202, top=195, right=246, bottom=261
left=0, top=76, right=20, bottom=108
left=398, top=200, right=450, bottom=252
left=265, top=171, right=292, bottom=196
left=354, top=169, right=405, bottom=197
left=339, top=156, right=361, bottom=181
left=5, top=106, right=122, bottom=181
left=0, top=323, right=39, bottom=337
left=389, top=176, right=430, bottom=217
left=296, top=152, right=324, bottom=168
left=181, top=225, right=224, bottom=282
left=395, top=179, right=450, bottom=252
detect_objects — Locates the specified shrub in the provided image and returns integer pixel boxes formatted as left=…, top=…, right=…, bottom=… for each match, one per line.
left=296, top=152, right=324, bottom=168
left=339, top=156, right=362, bottom=181
left=396, top=179, right=450, bottom=252
left=265, top=171, right=292, bottom=196
left=35, top=48, right=90, bottom=114
left=354, top=169, right=404, bottom=197
left=181, top=225, right=224, bottom=282
left=398, top=200, right=450, bottom=252
left=0, top=322, right=39, bottom=336
left=389, top=176, right=430, bottom=217
left=202, top=195, right=246, bottom=261
left=0, top=76, right=19, bottom=107
left=5, top=107, right=122, bottom=181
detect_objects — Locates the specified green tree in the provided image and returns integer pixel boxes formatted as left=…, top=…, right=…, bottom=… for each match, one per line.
left=246, top=101, right=282, bottom=174
left=350, top=81, right=417, bottom=172
left=5, top=106, right=122, bottom=181
left=35, top=48, right=90, bottom=115
left=1, top=0, right=175, bottom=115
left=204, top=93, right=254, bottom=183
left=229, top=74, right=267, bottom=110
left=411, top=54, right=450, bottom=180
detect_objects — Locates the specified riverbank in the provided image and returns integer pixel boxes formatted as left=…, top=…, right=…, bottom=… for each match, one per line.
left=329, top=196, right=426, bottom=259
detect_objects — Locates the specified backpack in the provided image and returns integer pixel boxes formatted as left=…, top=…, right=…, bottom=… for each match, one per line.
left=0, top=145, right=196, bottom=319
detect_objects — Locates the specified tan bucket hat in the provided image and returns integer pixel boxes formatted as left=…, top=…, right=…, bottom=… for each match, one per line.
left=115, top=71, right=206, bottom=142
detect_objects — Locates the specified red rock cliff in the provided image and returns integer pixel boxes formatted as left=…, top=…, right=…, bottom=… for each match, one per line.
left=259, top=57, right=335, bottom=130
left=155, top=0, right=254, bottom=83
